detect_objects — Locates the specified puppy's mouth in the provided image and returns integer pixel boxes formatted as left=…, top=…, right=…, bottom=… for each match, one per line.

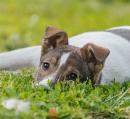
left=33, top=79, right=55, bottom=89
left=33, top=81, right=51, bottom=89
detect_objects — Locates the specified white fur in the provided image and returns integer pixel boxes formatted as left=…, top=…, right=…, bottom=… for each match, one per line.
left=1, top=26, right=130, bottom=84
left=107, top=26, right=130, bottom=30
left=59, top=52, right=71, bottom=66
left=0, top=46, right=41, bottom=70
left=35, top=52, right=71, bottom=87
left=35, top=73, right=56, bottom=87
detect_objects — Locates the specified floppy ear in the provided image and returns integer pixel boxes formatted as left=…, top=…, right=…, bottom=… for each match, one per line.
left=80, top=43, right=110, bottom=85
left=42, top=26, right=68, bottom=54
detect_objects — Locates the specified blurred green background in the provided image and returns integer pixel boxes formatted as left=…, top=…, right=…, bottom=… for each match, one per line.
left=0, top=0, right=130, bottom=51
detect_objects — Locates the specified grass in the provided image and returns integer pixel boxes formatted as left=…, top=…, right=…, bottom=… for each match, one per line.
left=0, top=0, right=130, bottom=118
left=0, top=70, right=130, bottom=119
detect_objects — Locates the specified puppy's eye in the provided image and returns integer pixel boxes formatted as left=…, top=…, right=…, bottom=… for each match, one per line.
left=67, top=73, right=77, bottom=81
left=42, top=62, right=50, bottom=70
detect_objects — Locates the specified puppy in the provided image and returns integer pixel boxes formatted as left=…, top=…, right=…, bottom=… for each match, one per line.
left=0, top=26, right=130, bottom=87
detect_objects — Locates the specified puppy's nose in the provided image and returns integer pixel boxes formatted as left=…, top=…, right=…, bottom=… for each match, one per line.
left=33, top=81, right=50, bottom=88
left=33, top=77, right=54, bottom=89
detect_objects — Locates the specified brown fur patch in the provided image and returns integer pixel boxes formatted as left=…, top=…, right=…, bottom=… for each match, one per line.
left=42, top=26, right=68, bottom=54
left=81, top=43, right=110, bottom=85
left=35, top=45, right=90, bottom=85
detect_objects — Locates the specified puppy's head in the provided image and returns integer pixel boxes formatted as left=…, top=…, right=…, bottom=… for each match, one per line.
left=34, top=26, right=110, bottom=87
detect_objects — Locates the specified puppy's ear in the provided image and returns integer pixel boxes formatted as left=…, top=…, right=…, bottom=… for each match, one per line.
left=80, top=43, right=110, bottom=85
left=42, top=26, right=68, bottom=54
left=81, top=43, right=110, bottom=63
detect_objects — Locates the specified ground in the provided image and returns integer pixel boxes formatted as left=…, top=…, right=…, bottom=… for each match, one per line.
left=0, top=0, right=130, bottom=118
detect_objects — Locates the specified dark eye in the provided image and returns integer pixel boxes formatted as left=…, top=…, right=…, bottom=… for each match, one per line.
left=67, top=73, right=77, bottom=81
left=42, top=62, right=50, bottom=70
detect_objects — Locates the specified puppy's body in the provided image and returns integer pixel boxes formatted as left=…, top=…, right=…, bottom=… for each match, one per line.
left=0, top=46, right=41, bottom=70
left=70, top=30, right=130, bottom=84
left=0, top=26, right=130, bottom=85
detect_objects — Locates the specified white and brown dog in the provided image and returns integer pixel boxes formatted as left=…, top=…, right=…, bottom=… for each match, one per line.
left=0, top=26, right=130, bottom=87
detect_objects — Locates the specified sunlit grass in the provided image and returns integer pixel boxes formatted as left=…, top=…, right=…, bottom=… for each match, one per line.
left=0, top=70, right=130, bottom=118
left=0, top=0, right=130, bottom=51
